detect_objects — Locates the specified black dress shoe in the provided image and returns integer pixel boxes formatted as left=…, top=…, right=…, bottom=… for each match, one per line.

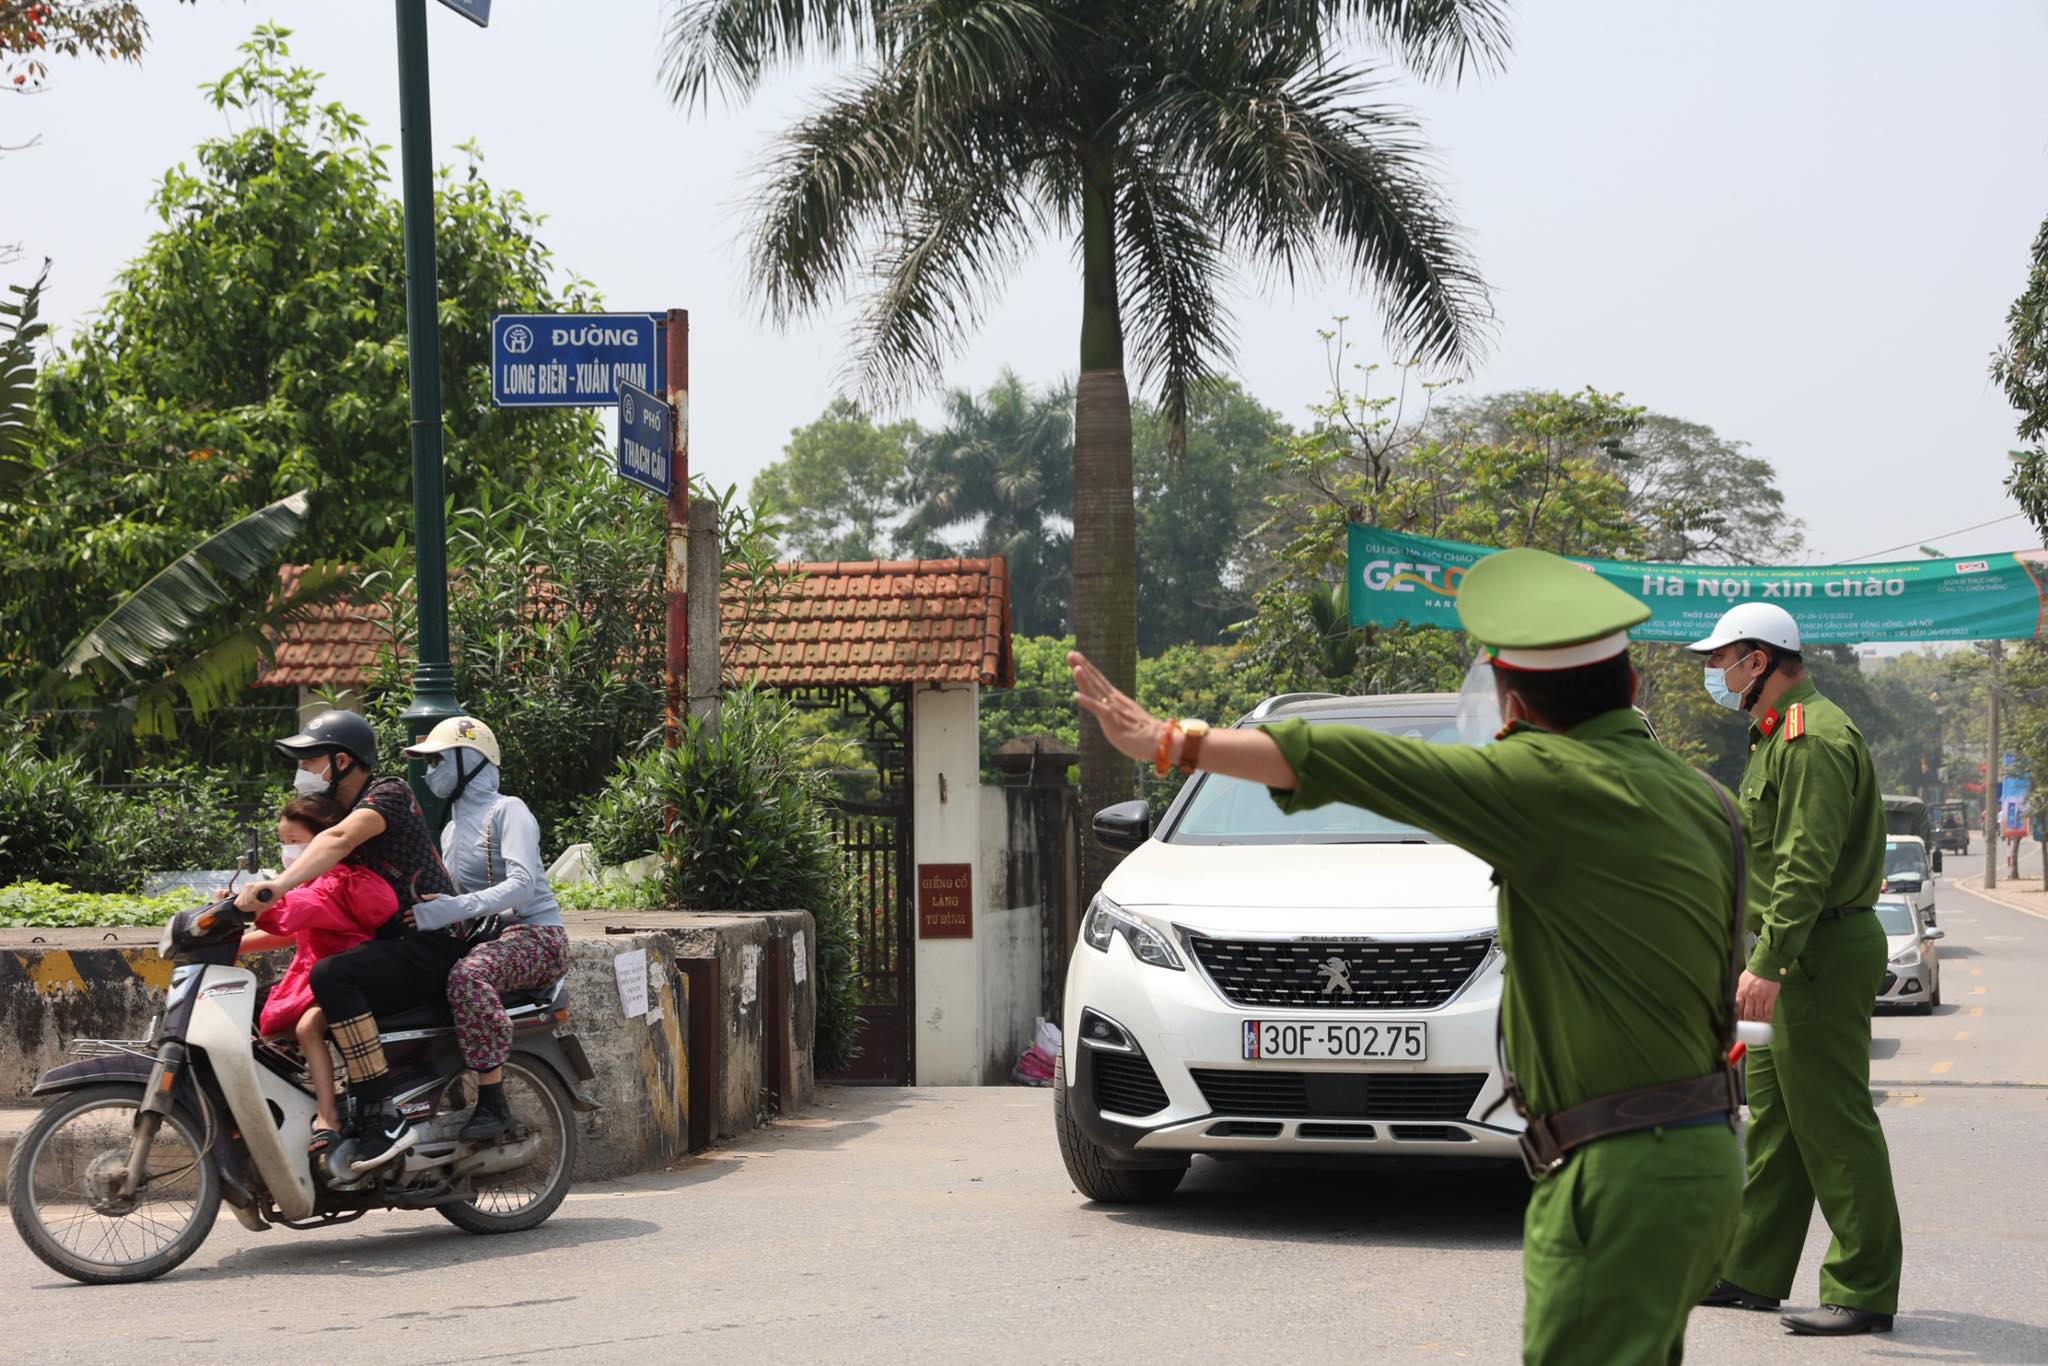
left=1781, top=1305, right=1895, bottom=1336
left=1700, top=1280, right=1782, bottom=1311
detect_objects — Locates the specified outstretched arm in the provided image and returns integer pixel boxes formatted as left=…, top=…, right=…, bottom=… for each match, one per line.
left=1069, top=652, right=1297, bottom=789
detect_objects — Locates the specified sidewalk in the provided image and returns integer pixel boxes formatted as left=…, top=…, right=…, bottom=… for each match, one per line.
left=1952, top=836, right=2048, bottom=920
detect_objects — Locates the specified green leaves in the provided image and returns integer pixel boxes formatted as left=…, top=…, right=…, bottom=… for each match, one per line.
left=53, top=490, right=314, bottom=684
left=0, top=262, right=49, bottom=497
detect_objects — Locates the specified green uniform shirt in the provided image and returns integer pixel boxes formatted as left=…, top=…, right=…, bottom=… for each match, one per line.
left=1737, top=678, right=1886, bottom=980
left=1261, top=709, right=1738, bottom=1118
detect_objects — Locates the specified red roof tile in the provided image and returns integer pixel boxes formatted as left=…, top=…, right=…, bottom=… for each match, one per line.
left=257, top=556, right=1016, bottom=693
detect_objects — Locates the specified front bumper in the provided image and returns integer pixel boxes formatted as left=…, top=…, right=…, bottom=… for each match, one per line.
left=1063, top=924, right=1523, bottom=1164
left=1875, top=960, right=1933, bottom=1007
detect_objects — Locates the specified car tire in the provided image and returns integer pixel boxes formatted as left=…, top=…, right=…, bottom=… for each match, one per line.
left=1931, top=975, right=1942, bottom=1010
left=1054, top=1045, right=1186, bottom=1205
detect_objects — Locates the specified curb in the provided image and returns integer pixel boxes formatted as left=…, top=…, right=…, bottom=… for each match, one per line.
left=1953, top=876, right=2048, bottom=923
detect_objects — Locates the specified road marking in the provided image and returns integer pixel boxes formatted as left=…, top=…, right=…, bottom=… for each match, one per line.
left=1970, top=968, right=1984, bottom=977
left=1969, top=1007, right=1985, bottom=1017
left=1955, top=1031, right=1972, bottom=1041
left=1973, top=986, right=1988, bottom=996
left=1931, top=1060, right=1953, bottom=1075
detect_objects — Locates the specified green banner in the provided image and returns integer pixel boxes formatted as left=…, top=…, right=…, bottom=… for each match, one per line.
left=1347, top=525, right=2048, bottom=644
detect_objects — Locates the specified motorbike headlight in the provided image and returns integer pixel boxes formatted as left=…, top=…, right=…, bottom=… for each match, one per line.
left=1081, top=896, right=1184, bottom=970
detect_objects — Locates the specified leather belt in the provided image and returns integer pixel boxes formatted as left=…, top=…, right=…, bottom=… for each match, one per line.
left=1817, top=906, right=1873, bottom=922
left=1517, top=1068, right=1739, bottom=1181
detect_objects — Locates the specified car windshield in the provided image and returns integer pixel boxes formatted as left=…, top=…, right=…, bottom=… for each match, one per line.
left=1167, top=712, right=1459, bottom=845
left=1875, top=900, right=1917, bottom=936
left=1883, top=842, right=1927, bottom=878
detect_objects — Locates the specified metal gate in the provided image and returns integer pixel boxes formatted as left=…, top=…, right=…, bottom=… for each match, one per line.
left=791, top=685, right=915, bottom=1084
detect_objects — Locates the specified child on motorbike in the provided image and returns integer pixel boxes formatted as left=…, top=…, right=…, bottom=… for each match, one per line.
left=238, top=793, right=401, bottom=1153
left=402, top=717, right=569, bottom=1143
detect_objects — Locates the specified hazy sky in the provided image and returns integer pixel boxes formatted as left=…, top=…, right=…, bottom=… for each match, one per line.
left=10, top=0, right=2048, bottom=565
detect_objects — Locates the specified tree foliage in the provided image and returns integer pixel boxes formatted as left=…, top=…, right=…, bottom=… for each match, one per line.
left=1, top=0, right=183, bottom=91
left=2, top=26, right=599, bottom=685
left=751, top=397, right=920, bottom=562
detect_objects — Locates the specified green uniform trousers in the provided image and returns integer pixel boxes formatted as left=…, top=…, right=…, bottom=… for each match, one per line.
left=1723, top=912, right=1903, bottom=1313
left=1523, top=1122, right=1743, bottom=1365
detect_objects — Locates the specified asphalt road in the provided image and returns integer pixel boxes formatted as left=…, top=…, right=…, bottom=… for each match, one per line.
left=5, top=874, right=2046, bottom=1365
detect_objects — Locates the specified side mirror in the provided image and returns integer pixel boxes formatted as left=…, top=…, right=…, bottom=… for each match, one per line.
left=1093, top=800, right=1153, bottom=853
left=1922, top=926, right=1946, bottom=942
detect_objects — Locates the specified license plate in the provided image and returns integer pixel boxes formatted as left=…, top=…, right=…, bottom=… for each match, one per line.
left=1242, top=1020, right=1427, bottom=1061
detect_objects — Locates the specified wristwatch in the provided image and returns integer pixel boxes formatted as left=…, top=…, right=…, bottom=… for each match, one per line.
left=1177, top=719, right=1211, bottom=775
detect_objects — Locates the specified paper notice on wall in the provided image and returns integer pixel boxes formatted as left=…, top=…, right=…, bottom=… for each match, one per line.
left=791, top=930, right=808, bottom=985
left=646, top=1004, right=664, bottom=1025
left=741, top=944, right=762, bottom=1007
left=613, top=948, right=649, bottom=1019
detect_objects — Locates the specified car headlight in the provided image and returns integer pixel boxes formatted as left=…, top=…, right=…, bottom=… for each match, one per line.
left=1081, top=896, right=1184, bottom=970
left=1889, top=946, right=1921, bottom=966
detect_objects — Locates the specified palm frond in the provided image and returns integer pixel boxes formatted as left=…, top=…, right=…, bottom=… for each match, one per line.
left=54, top=490, right=315, bottom=682
left=0, top=261, right=51, bottom=496
left=1117, top=155, right=1234, bottom=456
left=1138, top=60, right=1491, bottom=370
left=1332, top=0, right=1512, bottom=81
left=659, top=0, right=888, bottom=109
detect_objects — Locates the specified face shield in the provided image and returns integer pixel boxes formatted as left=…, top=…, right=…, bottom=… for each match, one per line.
left=1455, top=652, right=1505, bottom=747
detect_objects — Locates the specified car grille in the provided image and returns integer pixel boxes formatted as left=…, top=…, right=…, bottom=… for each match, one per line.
left=1187, top=936, right=1493, bottom=1010
left=1092, top=1052, right=1171, bottom=1117
left=1190, top=1069, right=1487, bottom=1121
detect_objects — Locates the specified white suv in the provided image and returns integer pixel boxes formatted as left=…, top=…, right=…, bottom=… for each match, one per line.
left=1055, top=692, right=1519, bottom=1204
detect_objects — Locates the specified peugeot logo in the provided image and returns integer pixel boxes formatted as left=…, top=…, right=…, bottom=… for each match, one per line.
left=1318, top=956, right=1353, bottom=996
left=503, top=323, right=534, bottom=354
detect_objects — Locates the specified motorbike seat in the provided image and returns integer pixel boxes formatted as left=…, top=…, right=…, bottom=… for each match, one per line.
left=375, top=978, right=568, bottom=1037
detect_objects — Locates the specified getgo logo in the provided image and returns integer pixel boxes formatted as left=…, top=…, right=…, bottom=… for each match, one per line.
left=1359, top=559, right=1464, bottom=596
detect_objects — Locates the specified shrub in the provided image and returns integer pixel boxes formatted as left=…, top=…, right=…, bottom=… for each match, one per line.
left=0, top=881, right=194, bottom=928
left=0, top=732, right=125, bottom=891
left=98, top=762, right=262, bottom=876
left=572, top=688, right=862, bottom=1071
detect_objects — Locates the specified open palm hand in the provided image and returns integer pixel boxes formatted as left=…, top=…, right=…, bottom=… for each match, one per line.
left=1069, top=651, right=1165, bottom=764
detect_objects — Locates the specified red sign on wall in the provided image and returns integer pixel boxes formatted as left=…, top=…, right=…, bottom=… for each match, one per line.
left=917, top=864, right=973, bottom=939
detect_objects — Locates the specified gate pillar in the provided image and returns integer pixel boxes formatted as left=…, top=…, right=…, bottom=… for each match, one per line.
left=911, top=682, right=986, bottom=1085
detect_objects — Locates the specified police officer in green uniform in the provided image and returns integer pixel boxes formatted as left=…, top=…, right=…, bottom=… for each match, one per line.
left=1691, top=604, right=1903, bottom=1336
left=1070, top=548, right=1744, bottom=1365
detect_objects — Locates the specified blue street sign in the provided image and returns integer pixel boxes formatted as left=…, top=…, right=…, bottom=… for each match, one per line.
left=436, top=0, right=491, bottom=26
left=616, top=380, right=675, bottom=497
left=491, top=313, right=664, bottom=408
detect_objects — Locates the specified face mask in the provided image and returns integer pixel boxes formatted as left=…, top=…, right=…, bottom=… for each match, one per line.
left=423, top=753, right=465, bottom=799
left=1704, top=658, right=1752, bottom=712
left=278, top=843, right=306, bottom=869
left=292, top=761, right=335, bottom=796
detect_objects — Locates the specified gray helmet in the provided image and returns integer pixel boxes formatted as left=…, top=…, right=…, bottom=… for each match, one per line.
left=276, top=710, right=378, bottom=771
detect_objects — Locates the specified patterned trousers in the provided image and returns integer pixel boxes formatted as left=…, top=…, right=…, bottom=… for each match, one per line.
left=447, top=925, right=571, bottom=1073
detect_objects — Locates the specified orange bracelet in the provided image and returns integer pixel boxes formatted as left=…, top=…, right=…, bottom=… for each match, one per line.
left=1154, top=720, right=1181, bottom=778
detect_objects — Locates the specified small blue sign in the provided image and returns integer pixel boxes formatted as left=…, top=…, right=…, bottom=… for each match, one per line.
left=616, top=380, right=675, bottom=497
left=436, top=0, right=491, bottom=27
left=492, top=313, right=664, bottom=408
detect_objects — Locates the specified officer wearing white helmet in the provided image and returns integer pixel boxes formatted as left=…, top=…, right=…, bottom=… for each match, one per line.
left=1689, top=605, right=1903, bottom=1337
left=403, top=717, right=568, bottom=1143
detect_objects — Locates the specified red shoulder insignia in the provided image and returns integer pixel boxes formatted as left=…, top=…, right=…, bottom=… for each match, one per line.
left=1759, top=708, right=1780, bottom=737
left=1783, top=703, right=1806, bottom=742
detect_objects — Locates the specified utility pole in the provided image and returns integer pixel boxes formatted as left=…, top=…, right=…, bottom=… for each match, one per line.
left=393, top=0, right=465, bottom=783
left=1985, top=639, right=2003, bottom=889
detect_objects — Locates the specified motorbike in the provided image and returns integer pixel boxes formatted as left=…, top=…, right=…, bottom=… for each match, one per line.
left=5, top=892, right=601, bottom=1284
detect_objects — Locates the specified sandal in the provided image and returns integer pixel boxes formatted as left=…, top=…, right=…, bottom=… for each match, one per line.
left=308, top=1126, right=342, bottom=1155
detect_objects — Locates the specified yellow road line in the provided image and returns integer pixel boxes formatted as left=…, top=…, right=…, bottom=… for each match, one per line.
left=1955, top=1031, right=1972, bottom=1041
left=1973, top=986, right=1989, bottom=996
left=1970, top=968, right=1984, bottom=977
left=1931, top=1060, right=1954, bottom=1075
left=1969, top=1007, right=1985, bottom=1017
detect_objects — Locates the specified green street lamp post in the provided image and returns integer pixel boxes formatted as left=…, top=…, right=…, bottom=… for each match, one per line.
left=393, top=0, right=465, bottom=781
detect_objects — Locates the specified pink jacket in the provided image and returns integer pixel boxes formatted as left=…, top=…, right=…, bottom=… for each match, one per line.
left=255, top=864, right=400, bottom=1037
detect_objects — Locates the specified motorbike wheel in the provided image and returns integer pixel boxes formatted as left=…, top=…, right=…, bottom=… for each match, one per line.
left=436, top=1055, right=578, bottom=1235
left=7, top=1083, right=220, bottom=1285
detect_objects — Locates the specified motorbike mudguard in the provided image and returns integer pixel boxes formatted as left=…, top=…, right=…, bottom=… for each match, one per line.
left=29, top=1053, right=261, bottom=1213
left=517, top=1033, right=602, bottom=1113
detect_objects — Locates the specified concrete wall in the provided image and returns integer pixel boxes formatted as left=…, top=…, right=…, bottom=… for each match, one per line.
left=912, top=684, right=985, bottom=1084
left=979, top=789, right=1047, bottom=1083
left=656, top=911, right=816, bottom=1141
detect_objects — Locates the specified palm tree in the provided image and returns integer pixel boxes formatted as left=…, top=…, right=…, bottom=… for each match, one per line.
left=662, top=0, right=1502, bottom=894
left=900, top=370, right=1075, bottom=635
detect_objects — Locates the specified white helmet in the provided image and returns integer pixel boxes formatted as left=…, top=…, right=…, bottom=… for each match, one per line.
left=401, top=715, right=502, bottom=766
left=1687, top=602, right=1801, bottom=655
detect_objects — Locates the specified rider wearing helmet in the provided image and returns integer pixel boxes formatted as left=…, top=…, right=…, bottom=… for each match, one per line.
left=404, top=716, right=569, bottom=1142
left=238, top=709, right=462, bottom=1171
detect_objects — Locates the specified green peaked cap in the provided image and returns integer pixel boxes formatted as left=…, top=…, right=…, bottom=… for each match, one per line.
left=1456, top=547, right=1651, bottom=666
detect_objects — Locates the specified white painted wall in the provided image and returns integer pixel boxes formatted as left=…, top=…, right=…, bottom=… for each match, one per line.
left=911, top=684, right=985, bottom=1085
left=979, top=788, right=1045, bottom=1084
